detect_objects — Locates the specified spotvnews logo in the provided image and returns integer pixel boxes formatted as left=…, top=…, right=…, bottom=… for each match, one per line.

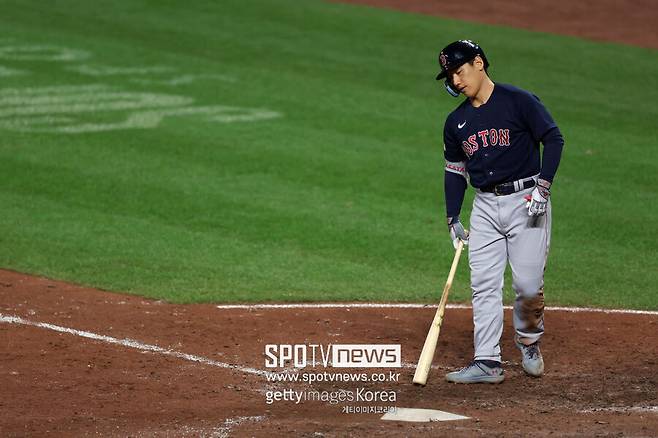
left=264, top=344, right=401, bottom=368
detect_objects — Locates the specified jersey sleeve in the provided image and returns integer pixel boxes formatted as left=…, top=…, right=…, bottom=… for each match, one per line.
left=443, top=118, right=468, bottom=218
left=538, top=126, right=564, bottom=182
left=519, top=91, right=564, bottom=182
left=443, top=119, right=467, bottom=162
left=445, top=171, right=467, bottom=218
left=518, top=91, right=558, bottom=142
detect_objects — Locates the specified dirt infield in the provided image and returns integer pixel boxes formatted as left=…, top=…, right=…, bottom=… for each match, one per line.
left=332, top=0, right=658, bottom=49
left=1, top=269, right=657, bottom=436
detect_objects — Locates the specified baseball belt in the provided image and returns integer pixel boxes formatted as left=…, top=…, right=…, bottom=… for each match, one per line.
left=480, top=177, right=536, bottom=196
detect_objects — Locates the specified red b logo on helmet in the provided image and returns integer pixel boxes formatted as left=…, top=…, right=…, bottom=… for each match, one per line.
left=440, top=53, right=448, bottom=69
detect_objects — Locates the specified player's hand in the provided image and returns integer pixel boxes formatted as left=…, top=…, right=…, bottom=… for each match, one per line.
left=448, top=216, right=469, bottom=249
left=526, top=179, right=551, bottom=216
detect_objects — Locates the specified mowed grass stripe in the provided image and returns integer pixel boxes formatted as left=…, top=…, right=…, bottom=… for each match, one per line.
left=0, top=0, right=656, bottom=308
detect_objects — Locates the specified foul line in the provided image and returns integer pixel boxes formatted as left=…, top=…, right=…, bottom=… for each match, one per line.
left=214, top=415, right=267, bottom=438
left=0, top=313, right=268, bottom=377
left=580, top=406, right=658, bottom=414
left=215, top=303, right=658, bottom=315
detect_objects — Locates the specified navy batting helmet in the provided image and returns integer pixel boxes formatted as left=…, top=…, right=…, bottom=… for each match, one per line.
left=436, top=40, right=489, bottom=80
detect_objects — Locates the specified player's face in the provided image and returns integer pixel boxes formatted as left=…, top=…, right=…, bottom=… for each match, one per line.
left=449, top=57, right=485, bottom=98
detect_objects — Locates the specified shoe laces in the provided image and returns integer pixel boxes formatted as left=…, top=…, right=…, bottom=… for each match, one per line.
left=464, top=360, right=500, bottom=374
left=460, top=361, right=478, bottom=371
left=457, top=361, right=481, bottom=373
left=524, top=343, right=540, bottom=359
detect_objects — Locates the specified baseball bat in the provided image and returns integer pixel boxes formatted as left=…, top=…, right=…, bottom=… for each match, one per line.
left=412, top=240, right=464, bottom=386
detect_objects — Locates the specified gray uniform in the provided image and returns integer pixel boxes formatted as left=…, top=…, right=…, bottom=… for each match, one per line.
left=443, top=84, right=564, bottom=364
left=469, top=182, right=550, bottom=361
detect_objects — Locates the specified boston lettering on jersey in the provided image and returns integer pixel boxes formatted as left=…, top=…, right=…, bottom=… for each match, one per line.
left=461, top=129, right=510, bottom=157
left=443, top=83, right=561, bottom=189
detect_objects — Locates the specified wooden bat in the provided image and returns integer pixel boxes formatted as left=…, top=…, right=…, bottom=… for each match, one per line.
left=412, top=240, right=464, bottom=386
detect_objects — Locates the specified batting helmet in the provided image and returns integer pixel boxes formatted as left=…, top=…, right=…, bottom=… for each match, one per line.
left=436, top=40, right=489, bottom=80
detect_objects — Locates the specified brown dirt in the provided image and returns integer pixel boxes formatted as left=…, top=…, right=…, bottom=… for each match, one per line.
left=3, top=5, right=655, bottom=437
left=1, top=269, right=657, bottom=437
left=331, top=0, right=658, bottom=49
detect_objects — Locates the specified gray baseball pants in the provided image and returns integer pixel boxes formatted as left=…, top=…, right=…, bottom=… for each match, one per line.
left=468, top=184, right=551, bottom=362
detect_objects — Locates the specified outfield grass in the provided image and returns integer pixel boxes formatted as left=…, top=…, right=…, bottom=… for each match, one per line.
left=0, top=0, right=656, bottom=308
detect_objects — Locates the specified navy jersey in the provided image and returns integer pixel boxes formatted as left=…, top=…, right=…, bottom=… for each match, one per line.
left=443, top=83, right=562, bottom=189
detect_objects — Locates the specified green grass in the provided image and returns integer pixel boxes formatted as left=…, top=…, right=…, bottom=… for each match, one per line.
left=0, top=0, right=656, bottom=308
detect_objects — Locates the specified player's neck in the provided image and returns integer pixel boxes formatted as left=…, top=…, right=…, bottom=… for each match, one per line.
left=469, top=77, right=495, bottom=108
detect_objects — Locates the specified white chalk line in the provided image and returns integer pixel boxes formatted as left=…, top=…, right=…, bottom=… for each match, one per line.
left=175, top=415, right=267, bottom=438
left=213, top=415, right=267, bottom=438
left=0, top=313, right=269, bottom=377
left=402, top=361, right=448, bottom=371
left=215, top=303, right=658, bottom=315
left=579, top=406, right=658, bottom=414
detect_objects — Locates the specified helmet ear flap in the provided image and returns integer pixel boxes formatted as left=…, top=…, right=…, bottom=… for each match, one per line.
left=444, top=80, right=460, bottom=97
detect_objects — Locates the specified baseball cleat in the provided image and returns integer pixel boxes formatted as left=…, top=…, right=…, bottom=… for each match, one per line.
left=445, top=360, right=504, bottom=384
left=516, top=339, right=544, bottom=377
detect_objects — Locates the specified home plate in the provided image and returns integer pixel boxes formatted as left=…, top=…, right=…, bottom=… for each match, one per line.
left=381, top=407, right=469, bottom=422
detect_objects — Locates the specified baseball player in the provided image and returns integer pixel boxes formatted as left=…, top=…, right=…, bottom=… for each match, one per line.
left=437, top=40, right=564, bottom=383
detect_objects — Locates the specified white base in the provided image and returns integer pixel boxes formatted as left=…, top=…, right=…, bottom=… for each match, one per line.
left=381, top=407, right=469, bottom=422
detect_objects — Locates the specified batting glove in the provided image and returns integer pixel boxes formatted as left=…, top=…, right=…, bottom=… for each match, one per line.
left=448, top=216, right=469, bottom=249
left=526, top=179, right=551, bottom=216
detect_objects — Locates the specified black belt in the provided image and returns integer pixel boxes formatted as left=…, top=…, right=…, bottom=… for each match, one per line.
left=480, top=177, right=536, bottom=196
